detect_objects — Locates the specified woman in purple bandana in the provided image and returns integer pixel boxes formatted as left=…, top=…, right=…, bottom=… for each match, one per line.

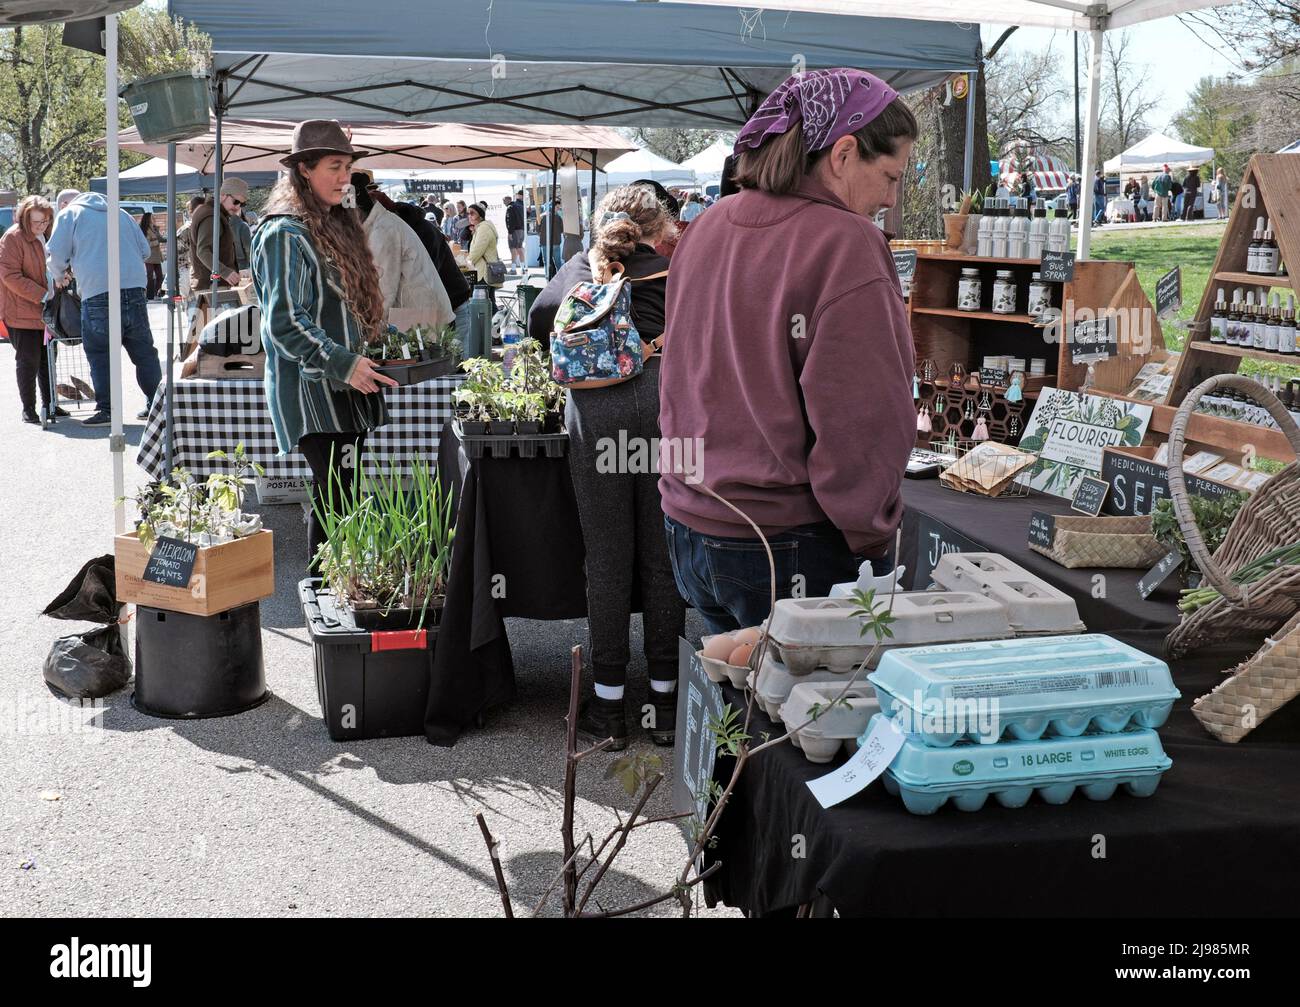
left=658, top=68, right=920, bottom=632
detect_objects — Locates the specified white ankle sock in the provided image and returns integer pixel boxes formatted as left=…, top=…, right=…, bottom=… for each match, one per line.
left=594, top=683, right=624, bottom=701
left=649, top=679, right=677, bottom=694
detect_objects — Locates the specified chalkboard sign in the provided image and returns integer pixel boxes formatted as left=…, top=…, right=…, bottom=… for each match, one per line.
left=1071, top=315, right=1117, bottom=363
left=913, top=513, right=984, bottom=586
left=1138, top=548, right=1185, bottom=600
left=1071, top=476, right=1110, bottom=516
left=979, top=366, right=1009, bottom=388
left=1156, top=266, right=1182, bottom=318
left=1028, top=511, right=1057, bottom=550
left=407, top=178, right=464, bottom=195
left=1040, top=250, right=1076, bottom=283
left=1101, top=449, right=1240, bottom=516
left=142, top=536, right=199, bottom=588
left=891, top=249, right=918, bottom=281
left=672, top=638, right=728, bottom=819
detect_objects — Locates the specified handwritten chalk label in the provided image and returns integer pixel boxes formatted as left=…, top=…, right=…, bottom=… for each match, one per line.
left=979, top=366, right=1009, bottom=388
left=1071, top=315, right=1117, bottom=364
left=1138, top=548, right=1185, bottom=599
left=806, top=715, right=906, bottom=809
left=1028, top=511, right=1057, bottom=550
left=1156, top=266, right=1182, bottom=318
left=142, top=535, right=199, bottom=588
left=891, top=249, right=918, bottom=281
left=1040, top=250, right=1075, bottom=283
left=1071, top=476, right=1110, bottom=516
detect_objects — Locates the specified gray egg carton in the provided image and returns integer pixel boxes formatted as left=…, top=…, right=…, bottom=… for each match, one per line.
left=753, top=649, right=868, bottom=721
left=928, top=552, right=1085, bottom=635
left=779, top=682, right=881, bottom=764
left=767, top=592, right=1013, bottom=674
left=698, top=634, right=755, bottom=689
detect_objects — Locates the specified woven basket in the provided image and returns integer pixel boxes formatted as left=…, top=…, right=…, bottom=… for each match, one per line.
left=1029, top=515, right=1166, bottom=569
left=1165, top=374, right=1300, bottom=659
left=1192, top=610, right=1300, bottom=742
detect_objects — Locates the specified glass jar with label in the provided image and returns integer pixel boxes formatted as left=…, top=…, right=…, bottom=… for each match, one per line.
left=991, top=270, right=1017, bottom=314
left=1027, top=272, right=1051, bottom=319
left=957, top=268, right=982, bottom=311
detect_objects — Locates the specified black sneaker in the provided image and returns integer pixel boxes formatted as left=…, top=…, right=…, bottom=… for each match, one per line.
left=576, top=697, right=628, bottom=752
left=82, top=411, right=111, bottom=427
left=52, top=406, right=70, bottom=418
left=136, top=408, right=151, bottom=420
left=22, top=409, right=39, bottom=425
left=647, top=688, right=677, bottom=746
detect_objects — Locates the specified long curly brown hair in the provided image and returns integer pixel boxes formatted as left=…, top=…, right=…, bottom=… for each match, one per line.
left=262, top=158, right=385, bottom=343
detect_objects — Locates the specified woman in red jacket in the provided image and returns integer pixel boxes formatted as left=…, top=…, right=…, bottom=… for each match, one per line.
left=0, top=195, right=61, bottom=424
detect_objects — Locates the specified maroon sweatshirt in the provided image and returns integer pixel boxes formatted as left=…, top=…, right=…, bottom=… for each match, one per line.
left=657, top=179, right=915, bottom=555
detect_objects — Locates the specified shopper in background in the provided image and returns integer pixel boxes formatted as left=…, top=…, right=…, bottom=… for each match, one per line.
left=452, top=200, right=473, bottom=247
left=252, top=120, right=398, bottom=568
left=464, top=202, right=503, bottom=311
left=1091, top=170, right=1107, bottom=226
left=55, top=189, right=80, bottom=217
left=174, top=194, right=204, bottom=294
left=527, top=186, right=685, bottom=748
left=190, top=178, right=245, bottom=293
left=659, top=68, right=917, bottom=632
left=1, top=195, right=65, bottom=424
left=1181, top=167, right=1201, bottom=221
left=229, top=204, right=254, bottom=272
left=1214, top=168, right=1229, bottom=216
left=372, top=189, right=470, bottom=312
left=140, top=212, right=164, bottom=299
left=351, top=171, right=453, bottom=328
left=539, top=197, right=563, bottom=273
left=680, top=192, right=705, bottom=222
left=625, top=179, right=681, bottom=259
left=1152, top=165, right=1172, bottom=222
left=46, top=191, right=160, bottom=426
left=1066, top=175, right=1080, bottom=218
left=505, top=191, right=525, bottom=269
left=1139, top=175, right=1152, bottom=221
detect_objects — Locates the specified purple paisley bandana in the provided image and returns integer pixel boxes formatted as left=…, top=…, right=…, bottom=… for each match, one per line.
left=734, top=69, right=899, bottom=156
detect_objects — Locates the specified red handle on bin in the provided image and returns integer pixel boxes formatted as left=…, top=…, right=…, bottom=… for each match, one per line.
left=370, top=629, right=428, bottom=652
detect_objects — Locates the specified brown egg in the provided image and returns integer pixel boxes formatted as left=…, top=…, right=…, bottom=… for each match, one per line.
left=728, top=642, right=755, bottom=668
left=733, top=627, right=762, bottom=646
left=701, top=634, right=735, bottom=661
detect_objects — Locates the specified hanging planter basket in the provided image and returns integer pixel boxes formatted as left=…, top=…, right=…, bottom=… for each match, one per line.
left=120, top=71, right=211, bottom=144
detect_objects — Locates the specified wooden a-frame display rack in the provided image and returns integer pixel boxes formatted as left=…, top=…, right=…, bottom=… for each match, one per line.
left=1165, top=154, right=1300, bottom=462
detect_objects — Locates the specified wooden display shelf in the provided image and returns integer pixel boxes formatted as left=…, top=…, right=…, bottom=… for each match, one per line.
left=916, top=252, right=1046, bottom=266
left=1181, top=341, right=1300, bottom=368
left=1213, top=271, right=1293, bottom=288
left=1103, top=396, right=1297, bottom=463
left=912, top=306, right=1038, bottom=325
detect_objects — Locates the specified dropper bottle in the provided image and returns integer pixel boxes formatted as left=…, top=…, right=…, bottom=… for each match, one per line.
left=1247, top=217, right=1265, bottom=274
left=1265, top=292, right=1280, bottom=352
left=1226, top=289, right=1242, bottom=345
left=1282, top=295, right=1298, bottom=355
left=1209, top=288, right=1227, bottom=344
left=1259, top=218, right=1280, bottom=276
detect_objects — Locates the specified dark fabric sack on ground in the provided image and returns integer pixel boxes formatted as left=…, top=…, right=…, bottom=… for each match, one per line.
left=43, top=554, right=121, bottom=623
left=44, top=626, right=131, bottom=699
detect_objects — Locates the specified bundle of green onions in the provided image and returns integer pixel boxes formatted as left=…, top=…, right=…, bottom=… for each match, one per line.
left=1178, top=542, right=1300, bottom=613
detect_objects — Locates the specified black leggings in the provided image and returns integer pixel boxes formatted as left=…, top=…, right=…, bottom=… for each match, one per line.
left=297, top=431, right=367, bottom=571
left=8, top=327, right=50, bottom=413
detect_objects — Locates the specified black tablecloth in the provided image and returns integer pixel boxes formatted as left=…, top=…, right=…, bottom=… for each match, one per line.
left=425, top=422, right=588, bottom=745
left=705, top=478, right=1300, bottom=917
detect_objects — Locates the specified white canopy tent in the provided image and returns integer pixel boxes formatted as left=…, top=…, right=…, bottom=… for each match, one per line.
left=673, top=0, right=1236, bottom=258
left=681, top=139, right=733, bottom=183
left=1104, top=133, right=1214, bottom=174
left=599, top=148, right=697, bottom=189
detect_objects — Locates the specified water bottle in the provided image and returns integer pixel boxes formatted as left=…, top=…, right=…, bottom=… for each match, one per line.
left=502, top=319, right=522, bottom=373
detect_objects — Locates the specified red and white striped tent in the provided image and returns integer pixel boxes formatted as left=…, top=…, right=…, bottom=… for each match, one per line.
left=999, top=151, right=1073, bottom=194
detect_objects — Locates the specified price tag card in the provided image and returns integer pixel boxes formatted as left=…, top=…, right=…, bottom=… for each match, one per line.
left=1040, top=250, right=1076, bottom=282
left=806, top=716, right=906, bottom=809
left=979, top=366, right=1009, bottom=388
left=1028, top=511, right=1057, bottom=550
left=142, top=536, right=199, bottom=588
left=1070, top=476, right=1110, bottom=516
left=1071, top=315, right=1117, bottom=364
left=1156, top=266, right=1182, bottom=318
left=891, top=249, right=918, bottom=281
left=1138, top=548, right=1185, bottom=599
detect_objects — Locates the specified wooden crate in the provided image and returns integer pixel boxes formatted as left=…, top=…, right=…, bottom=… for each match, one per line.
left=115, top=529, right=275, bottom=617
left=195, top=351, right=264, bottom=381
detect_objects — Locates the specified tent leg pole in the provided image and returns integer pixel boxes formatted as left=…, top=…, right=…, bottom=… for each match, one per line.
left=210, top=81, right=224, bottom=305
left=962, top=68, right=977, bottom=193
left=165, top=143, right=177, bottom=477
left=1077, top=26, right=1103, bottom=260
left=589, top=149, right=597, bottom=230
left=106, top=14, right=125, bottom=537
left=548, top=160, right=558, bottom=280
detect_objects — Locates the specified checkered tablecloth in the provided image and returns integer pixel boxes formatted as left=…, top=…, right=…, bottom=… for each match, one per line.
left=136, top=376, right=461, bottom=481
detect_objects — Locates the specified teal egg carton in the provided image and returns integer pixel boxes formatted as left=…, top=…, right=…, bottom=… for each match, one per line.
left=868, top=634, right=1179, bottom=747
left=871, top=714, right=1173, bottom=815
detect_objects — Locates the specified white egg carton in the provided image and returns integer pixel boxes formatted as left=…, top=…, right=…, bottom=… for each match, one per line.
left=779, top=682, right=881, bottom=763
left=753, top=649, right=868, bottom=720
left=928, top=552, right=1085, bottom=635
left=767, top=592, right=1013, bottom=674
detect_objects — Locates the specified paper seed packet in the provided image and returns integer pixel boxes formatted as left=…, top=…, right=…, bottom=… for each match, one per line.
left=940, top=442, right=1037, bottom=497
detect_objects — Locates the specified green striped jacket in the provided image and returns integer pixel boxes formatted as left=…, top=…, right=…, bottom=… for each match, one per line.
left=252, top=214, right=388, bottom=454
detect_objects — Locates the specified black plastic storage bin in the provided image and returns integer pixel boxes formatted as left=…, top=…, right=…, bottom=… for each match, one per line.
left=299, top=579, right=439, bottom=741
left=133, top=602, right=268, bottom=718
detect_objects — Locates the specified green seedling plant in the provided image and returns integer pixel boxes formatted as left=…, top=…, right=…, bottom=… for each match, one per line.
left=123, top=443, right=264, bottom=549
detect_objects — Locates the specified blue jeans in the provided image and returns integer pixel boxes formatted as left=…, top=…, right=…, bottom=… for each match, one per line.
left=80, top=287, right=161, bottom=412
left=663, top=515, right=872, bottom=634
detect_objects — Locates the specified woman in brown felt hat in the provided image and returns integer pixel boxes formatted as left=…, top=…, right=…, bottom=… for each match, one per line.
left=251, top=119, right=399, bottom=569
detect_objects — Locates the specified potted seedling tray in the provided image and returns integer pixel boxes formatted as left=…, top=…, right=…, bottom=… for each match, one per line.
left=115, top=528, right=274, bottom=617
left=375, top=351, right=458, bottom=386
left=347, top=599, right=444, bottom=632
left=299, top=578, right=439, bottom=741
left=452, top=417, right=568, bottom=459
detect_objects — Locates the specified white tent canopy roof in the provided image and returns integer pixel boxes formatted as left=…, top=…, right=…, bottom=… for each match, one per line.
left=1103, top=132, right=1214, bottom=173
left=601, top=148, right=689, bottom=174
left=670, top=0, right=1236, bottom=32
left=681, top=140, right=732, bottom=176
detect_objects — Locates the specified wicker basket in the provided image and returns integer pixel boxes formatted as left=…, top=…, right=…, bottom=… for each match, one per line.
left=1028, top=514, right=1165, bottom=569
left=1164, top=374, right=1300, bottom=660
left=1192, top=610, right=1300, bottom=742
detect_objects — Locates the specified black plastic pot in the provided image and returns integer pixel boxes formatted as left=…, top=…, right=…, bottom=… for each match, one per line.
left=459, top=418, right=488, bottom=436
left=487, top=420, right=514, bottom=436
left=132, top=602, right=268, bottom=718
left=516, top=421, right=542, bottom=435
left=543, top=410, right=564, bottom=434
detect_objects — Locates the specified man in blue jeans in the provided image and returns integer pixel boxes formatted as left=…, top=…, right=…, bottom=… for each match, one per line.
left=46, top=192, right=161, bottom=426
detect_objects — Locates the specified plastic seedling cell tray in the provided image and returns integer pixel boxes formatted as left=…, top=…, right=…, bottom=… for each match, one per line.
left=453, top=419, right=569, bottom=459
left=928, top=551, right=1085, bottom=635
left=768, top=592, right=1012, bottom=674
left=868, top=634, right=1180, bottom=747
left=779, top=682, right=881, bottom=763
left=874, top=715, right=1172, bottom=815
left=375, top=353, right=457, bottom=386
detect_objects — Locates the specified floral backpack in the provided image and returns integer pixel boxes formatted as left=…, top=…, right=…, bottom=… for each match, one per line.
left=549, top=262, right=668, bottom=389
